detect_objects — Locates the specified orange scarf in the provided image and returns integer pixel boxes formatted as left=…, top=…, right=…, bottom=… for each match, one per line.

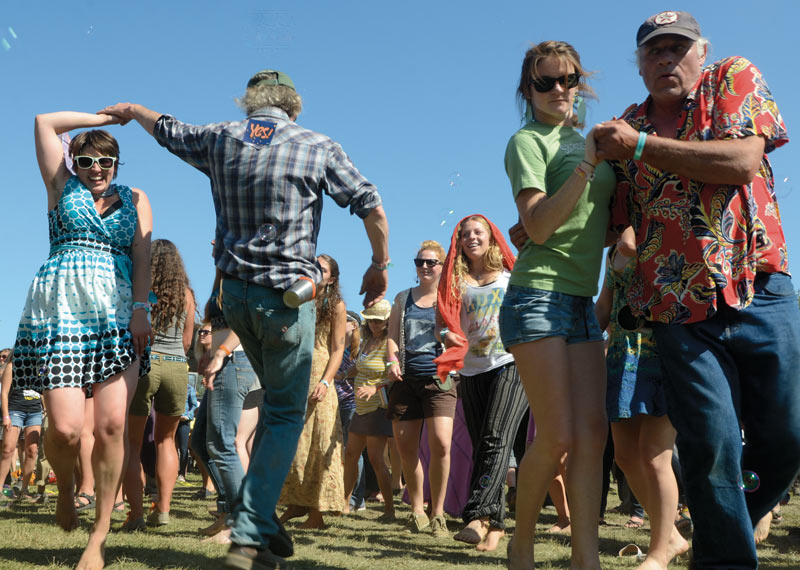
left=434, top=214, right=516, bottom=381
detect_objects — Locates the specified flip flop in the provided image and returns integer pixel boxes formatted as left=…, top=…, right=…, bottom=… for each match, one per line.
left=113, top=501, right=126, bottom=512
left=625, top=516, right=644, bottom=529
left=74, top=492, right=96, bottom=512
left=618, top=543, right=645, bottom=561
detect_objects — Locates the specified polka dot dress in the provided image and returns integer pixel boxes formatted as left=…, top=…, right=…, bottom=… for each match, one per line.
left=12, top=176, right=150, bottom=393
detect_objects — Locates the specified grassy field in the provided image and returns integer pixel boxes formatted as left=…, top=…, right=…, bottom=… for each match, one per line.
left=0, top=476, right=798, bottom=569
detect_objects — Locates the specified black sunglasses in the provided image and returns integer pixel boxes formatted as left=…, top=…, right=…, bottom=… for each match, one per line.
left=198, top=330, right=211, bottom=337
left=530, top=73, right=581, bottom=93
left=74, top=155, right=117, bottom=170
left=414, top=258, right=441, bottom=268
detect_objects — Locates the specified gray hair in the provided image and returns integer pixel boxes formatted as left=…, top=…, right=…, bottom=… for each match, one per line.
left=635, top=37, right=711, bottom=70
left=236, top=84, right=303, bottom=118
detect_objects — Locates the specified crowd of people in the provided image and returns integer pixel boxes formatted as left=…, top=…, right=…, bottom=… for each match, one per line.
left=1, top=9, right=799, bottom=570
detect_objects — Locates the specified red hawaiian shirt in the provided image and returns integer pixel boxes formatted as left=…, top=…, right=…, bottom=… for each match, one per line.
left=610, top=56, right=790, bottom=324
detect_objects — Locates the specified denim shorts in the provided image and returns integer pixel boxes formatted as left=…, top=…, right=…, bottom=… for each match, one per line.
left=499, top=285, right=604, bottom=348
left=9, top=409, right=43, bottom=429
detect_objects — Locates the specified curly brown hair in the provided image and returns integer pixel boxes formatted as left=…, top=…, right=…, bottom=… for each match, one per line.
left=150, top=239, right=196, bottom=335
left=315, top=254, right=343, bottom=342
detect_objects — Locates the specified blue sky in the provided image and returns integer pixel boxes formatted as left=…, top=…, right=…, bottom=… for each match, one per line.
left=1, top=1, right=798, bottom=345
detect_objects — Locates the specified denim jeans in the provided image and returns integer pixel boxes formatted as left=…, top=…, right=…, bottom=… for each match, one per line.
left=220, top=278, right=315, bottom=548
left=653, top=273, right=800, bottom=570
left=205, top=351, right=257, bottom=515
left=340, top=405, right=366, bottom=508
left=190, top=391, right=227, bottom=508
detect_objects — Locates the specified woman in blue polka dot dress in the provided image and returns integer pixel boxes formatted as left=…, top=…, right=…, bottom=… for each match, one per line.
left=10, top=111, right=153, bottom=570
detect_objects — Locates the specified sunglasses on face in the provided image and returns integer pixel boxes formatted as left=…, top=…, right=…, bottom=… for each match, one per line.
left=198, top=330, right=211, bottom=338
left=414, top=258, right=441, bottom=268
left=74, top=155, right=117, bottom=170
left=530, top=72, right=581, bottom=93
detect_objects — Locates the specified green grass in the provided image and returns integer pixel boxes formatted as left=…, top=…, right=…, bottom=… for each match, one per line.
left=0, top=476, right=798, bottom=569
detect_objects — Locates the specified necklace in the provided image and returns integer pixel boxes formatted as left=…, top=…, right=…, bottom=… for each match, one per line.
left=100, top=186, right=118, bottom=198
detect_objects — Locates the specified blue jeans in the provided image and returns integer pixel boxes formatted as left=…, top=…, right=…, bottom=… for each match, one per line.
left=205, top=352, right=257, bottom=515
left=340, top=405, right=365, bottom=508
left=653, top=273, right=800, bottom=570
left=190, top=391, right=227, bottom=507
left=220, top=278, right=315, bottom=548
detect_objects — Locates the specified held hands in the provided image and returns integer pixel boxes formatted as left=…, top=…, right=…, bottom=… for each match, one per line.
left=97, top=103, right=138, bottom=126
left=442, top=331, right=467, bottom=350
left=508, top=220, right=529, bottom=251
left=592, top=119, right=640, bottom=161
left=310, top=381, right=329, bottom=402
left=360, top=265, right=388, bottom=308
left=129, top=310, right=154, bottom=357
left=355, top=384, right=378, bottom=400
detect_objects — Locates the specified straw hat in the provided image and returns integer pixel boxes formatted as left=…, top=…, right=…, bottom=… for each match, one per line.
left=360, top=299, right=391, bottom=321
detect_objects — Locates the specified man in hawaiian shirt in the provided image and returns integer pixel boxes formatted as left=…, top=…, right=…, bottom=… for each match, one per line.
left=594, top=10, right=800, bottom=570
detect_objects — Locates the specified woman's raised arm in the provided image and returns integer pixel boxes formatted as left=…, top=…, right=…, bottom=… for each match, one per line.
left=34, top=112, right=122, bottom=206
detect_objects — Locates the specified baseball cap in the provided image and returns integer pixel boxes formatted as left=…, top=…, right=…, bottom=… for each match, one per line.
left=346, top=310, right=362, bottom=326
left=246, top=69, right=296, bottom=91
left=636, top=11, right=701, bottom=47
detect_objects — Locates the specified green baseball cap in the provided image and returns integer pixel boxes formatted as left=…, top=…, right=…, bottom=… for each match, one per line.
left=246, top=69, right=295, bottom=91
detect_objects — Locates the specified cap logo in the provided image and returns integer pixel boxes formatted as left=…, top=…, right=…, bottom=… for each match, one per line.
left=654, top=11, right=678, bottom=25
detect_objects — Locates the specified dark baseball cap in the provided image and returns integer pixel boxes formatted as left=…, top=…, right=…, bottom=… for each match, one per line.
left=246, top=69, right=295, bottom=91
left=346, top=310, right=362, bottom=326
left=636, top=11, right=701, bottom=47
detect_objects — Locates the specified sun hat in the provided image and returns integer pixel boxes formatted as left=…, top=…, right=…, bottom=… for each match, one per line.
left=360, top=299, right=391, bottom=321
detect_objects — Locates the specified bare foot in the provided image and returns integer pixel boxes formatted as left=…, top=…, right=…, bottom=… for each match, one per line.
left=547, top=518, right=571, bottom=534
left=635, top=558, right=666, bottom=570
left=202, top=528, right=232, bottom=544
left=667, top=527, right=690, bottom=561
left=454, top=519, right=488, bottom=544
left=299, top=513, right=327, bottom=529
left=342, top=504, right=351, bottom=515
left=55, top=491, right=79, bottom=532
left=477, top=526, right=504, bottom=552
left=76, top=533, right=105, bottom=570
left=279, top=505, right=309, bottom=523
left=754, top=511, right=771, bottom=544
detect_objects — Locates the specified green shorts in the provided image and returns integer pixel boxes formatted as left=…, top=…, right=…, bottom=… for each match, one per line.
left=129, top=353, right=189, bottom=417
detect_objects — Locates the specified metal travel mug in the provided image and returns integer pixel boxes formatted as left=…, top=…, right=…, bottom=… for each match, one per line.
left=283, top=276, right=317, bottom=308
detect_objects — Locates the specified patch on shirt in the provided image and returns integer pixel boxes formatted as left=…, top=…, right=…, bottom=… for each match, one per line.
left=243, top=119, right=277, bottom=146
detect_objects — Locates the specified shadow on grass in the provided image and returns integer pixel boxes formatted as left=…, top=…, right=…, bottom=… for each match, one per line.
left=0, top=545, right=222, bottom=569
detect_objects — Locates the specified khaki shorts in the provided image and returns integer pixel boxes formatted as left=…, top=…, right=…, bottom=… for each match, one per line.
left=388, top=374, right=457, bottom=421
left=129, top=353, right=189, bottom=417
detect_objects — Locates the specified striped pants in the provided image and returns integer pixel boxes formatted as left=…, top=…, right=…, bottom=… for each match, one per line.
left=460, top=362, right=528, bottom=529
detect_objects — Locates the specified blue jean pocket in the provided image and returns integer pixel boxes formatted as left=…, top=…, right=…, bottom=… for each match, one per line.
left=757, top=272, right=794, bottom=297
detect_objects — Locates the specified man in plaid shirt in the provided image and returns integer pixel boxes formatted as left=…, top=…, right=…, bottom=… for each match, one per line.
left=104, top=70, right=389, bottom=569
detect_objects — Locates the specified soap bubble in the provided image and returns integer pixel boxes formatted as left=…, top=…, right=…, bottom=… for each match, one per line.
left=86, top=25, right=94, bottom=36
left=448, top=171, right=462, bottom=188
left=258, top=224, right=277, bottom=243
left=740, top=470, right=760, bottom=493
left=8, top=27, right=16, bottom=40
left=479, top=474, right=491, bottom=488
left=1, top=39, right=9, bottom=51
left=38, top=365, right=47, bottom=376
left=438, top=208, right=456, bottom=228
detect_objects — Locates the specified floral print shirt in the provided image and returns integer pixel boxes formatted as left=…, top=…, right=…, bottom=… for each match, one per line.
left=610, top=57, right=790, bottom=324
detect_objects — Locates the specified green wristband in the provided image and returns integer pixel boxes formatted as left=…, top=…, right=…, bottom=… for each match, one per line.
left=634, top=132, right=647, bottom=161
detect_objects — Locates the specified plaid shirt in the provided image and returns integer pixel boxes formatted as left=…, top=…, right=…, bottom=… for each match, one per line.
left=154, top=107, right=381, bottom=288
